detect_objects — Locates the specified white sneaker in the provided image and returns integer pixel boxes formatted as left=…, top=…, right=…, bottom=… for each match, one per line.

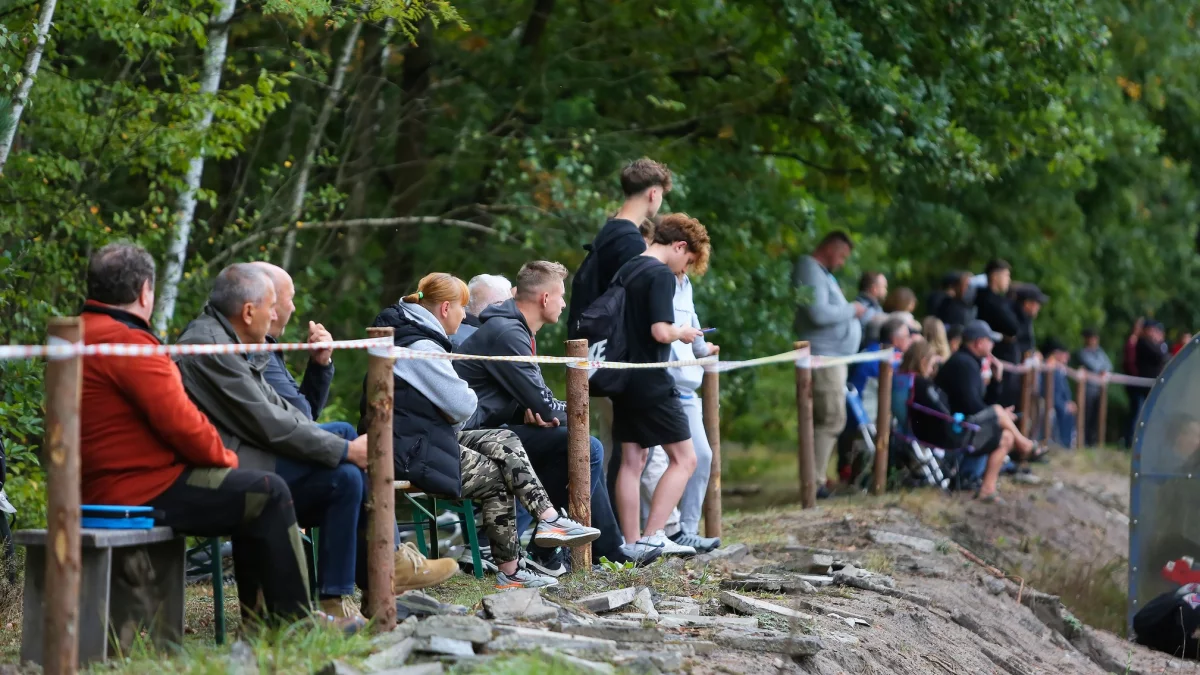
left=636, top=530, right=696, bottom=557
left=0, top=489, right=14, bottom=514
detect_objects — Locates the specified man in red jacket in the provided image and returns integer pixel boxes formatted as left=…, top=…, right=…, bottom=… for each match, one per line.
left=79, top=243, right=340, bottom=628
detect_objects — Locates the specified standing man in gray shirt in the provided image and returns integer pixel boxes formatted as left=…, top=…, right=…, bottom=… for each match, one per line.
left=793, top=232, right=865, bottom=498
left=1075, top=328, right=1113, bottom=447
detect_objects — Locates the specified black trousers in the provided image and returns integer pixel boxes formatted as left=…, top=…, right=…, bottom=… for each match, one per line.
left=146, top=467, right=311, bottom=622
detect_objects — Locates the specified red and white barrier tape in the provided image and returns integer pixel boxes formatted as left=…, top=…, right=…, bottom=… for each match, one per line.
left=997, top=358, right=1156, bottom=387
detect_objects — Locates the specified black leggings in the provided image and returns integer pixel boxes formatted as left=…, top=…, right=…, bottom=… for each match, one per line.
left=147, top=467, right=311, bottom=622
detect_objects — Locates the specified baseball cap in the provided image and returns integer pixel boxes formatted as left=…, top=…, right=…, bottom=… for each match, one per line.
left=1015, top=284, right=1050, bottom=305
left=963, top=319, right=1001, bottom=342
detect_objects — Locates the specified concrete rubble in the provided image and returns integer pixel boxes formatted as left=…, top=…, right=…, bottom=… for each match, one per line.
left=480, top=587, right=558, bottom=622
left=719, top=591, right=814, bottom=621
left=868, top=529, right=938, bottom=553
left=577, top=586, right=639, bottom=613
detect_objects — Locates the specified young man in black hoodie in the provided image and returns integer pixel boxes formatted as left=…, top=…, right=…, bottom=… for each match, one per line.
left=455, top=261, right=651, bottom=568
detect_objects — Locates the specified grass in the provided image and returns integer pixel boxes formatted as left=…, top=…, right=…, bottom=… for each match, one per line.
left=1020, top=550, right=1128, bottom=636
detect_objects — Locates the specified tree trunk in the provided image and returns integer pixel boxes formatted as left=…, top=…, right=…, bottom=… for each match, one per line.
left=153, top=0, right=238, bottom=337
left=0, top=0, right=59, bottom=173
left=280, top=3, right=368, bottom=270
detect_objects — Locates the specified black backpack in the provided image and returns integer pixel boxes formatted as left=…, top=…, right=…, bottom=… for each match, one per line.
left=574, top=256, right=658, bottom=397
left=567, top=243, right=600, bottom=341
left=1134, top=583, right=1200, bottom=658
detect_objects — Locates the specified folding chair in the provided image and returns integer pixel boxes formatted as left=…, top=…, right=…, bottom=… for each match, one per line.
left=890, top=374, right=982, bottom=491
left=394, top=481, right=484, bottom=579
left=844, top=386, right=877, bottom=488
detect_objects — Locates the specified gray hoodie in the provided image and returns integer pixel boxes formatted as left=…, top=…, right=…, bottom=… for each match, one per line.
left=667, top=274, right=710, bottom=394
left=792, top=254, right=861, bottom=356
left=389, top=302, right=479, bottom=430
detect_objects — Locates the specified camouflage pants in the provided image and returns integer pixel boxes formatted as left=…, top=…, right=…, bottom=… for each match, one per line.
left=457, top=428, right=554, bottom=564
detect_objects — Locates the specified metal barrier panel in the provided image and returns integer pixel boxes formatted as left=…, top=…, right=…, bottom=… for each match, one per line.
left=1129, top=337, right=1200, bottom=633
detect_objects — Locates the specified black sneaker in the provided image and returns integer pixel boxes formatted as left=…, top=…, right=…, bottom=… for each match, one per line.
left=457, top=545, right=499, bottom=575
left=670, top=531, right=721, bottom=554
left=610, top=545, right=663, bottom=567
left=525, top=546, right=571, bottom=578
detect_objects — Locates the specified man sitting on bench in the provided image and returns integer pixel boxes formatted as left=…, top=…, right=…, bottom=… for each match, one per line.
left=78, top=244, right=345, bottom=629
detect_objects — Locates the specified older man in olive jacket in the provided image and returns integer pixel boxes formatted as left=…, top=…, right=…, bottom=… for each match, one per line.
left=176, top=263, right=371, bottom=620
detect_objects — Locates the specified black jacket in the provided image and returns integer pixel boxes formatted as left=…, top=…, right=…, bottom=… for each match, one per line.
left=934, top=297, right=975, bottom=330
left=935, top=348, right=1002, bottom=417
left=909, top=375, right=956, bottom=448
left=360, top=304, right=463, bottom=497
left=975, top=288, right=1022, bottom=363
left=454, top=299, right=567, bottom=428
left=1136, top=336, right=1170, bottom=381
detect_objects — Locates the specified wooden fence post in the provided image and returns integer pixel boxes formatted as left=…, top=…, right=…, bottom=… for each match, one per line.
left=702, top=369, right=722, bottom=540
left=364, top=327, right=396, bottom=632
left=43, top=317, right=83, bottom=675
left=795, top=342, right=816, bottom=509
left=1019, top=368, right=1034, bottom=438
left=1098, top=379, right=1109, bottom=447
left=1043, top=367, right=1055, bottom=443
left=565, top=339, right=592, bottom=571
left=872, top=358, right=893, bottom=496
left=1075, top=369, right=1087, bottom=449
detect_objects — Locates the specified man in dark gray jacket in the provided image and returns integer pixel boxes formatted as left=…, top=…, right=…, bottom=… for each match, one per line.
left=176, top=263, right=370, bottom=620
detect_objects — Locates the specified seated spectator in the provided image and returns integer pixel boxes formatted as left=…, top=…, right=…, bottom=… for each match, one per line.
left=1039, top=338, right=1077, bottom=447
left=933, top=271, right=976, bottom=330
left=900, top=340, right=1013, bottom=502
left=367, top=272, right=599, bottom=589
left=1075, top=328, right=1112, bottom=447
left=639, top=256, right=721, bottom=553
left=452, top=274, right=512, bottom=349
left=453, top=261, right=647, bottom=568
left=79, top=245, right=346, bottom=629
left=851, top=317, right=913, bottom=421
left=947, top=324, right=964, bottom=354
left=935, top=320, right=1045, bottom=500
left=176, top=264, right=451, bottom=620
left=922, top=316, right=951, bottom=363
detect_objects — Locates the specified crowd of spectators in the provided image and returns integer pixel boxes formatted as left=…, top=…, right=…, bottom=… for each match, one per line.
left=795, top=236, right=1190, bottom=501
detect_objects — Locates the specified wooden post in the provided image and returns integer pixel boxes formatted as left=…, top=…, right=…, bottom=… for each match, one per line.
left=565, top=339, right=592, bottom=571
left=1098, top=379, right=1109, bottom=447
left=795, top=342, right=816, bottom=509
left=872, top=358, right=893, bottom=496
left=364, top=327, right=396, bottom=632
left=1075, top=369, right=1087, bottom=449
left=1019, top=368, right=1034, bottom=438
left=1043, top=367, right=1055, bottom=443
left=43, top=317, right=83, bottom=675
left=702, top=370, right=722, bottom=539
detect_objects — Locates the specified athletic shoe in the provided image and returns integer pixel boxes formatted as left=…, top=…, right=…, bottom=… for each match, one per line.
left=603, top=545, right=662, bottom=567
left=393, top=542, right=458, bottom=593
left=532, top=515, right=601, bottom=548
left=458, top=545, right=499, bottom=575
left=636, top=530, right=696, bottom=557
left=670, top=531, right=721, bottom=554
left=495, top=568, right=559, bottom=590
left=525, top=547, right=570, bottom=578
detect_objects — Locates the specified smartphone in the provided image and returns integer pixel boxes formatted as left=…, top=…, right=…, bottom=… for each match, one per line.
left=701, top=328, right=718, bottom=334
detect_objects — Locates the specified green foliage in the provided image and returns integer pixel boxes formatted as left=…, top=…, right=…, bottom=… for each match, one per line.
left=1, top=0, right=1197, bottom=528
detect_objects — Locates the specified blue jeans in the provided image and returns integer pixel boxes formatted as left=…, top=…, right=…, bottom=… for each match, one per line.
left=514, top=432, right=623, bottom=558
left=274, top=421, right=364, bottom=597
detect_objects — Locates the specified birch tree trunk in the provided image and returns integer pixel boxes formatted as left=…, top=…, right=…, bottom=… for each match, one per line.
left=280, top=4, right=368, bottom=270
left=0, top=0, right=59, bottom=173
left=153, top=0, right=238, bottom=336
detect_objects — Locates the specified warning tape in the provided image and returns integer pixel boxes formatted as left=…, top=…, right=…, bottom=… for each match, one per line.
left=997, top=358, right=1156, bottom=387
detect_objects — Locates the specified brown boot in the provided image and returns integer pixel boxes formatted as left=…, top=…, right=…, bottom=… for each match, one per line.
left=394, top=542, right=458, bottom=593
left=316, top=597, right=367, bottom=635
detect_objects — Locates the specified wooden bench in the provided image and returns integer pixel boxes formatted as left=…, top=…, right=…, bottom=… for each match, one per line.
left=15, top=527, right=184, bottom=667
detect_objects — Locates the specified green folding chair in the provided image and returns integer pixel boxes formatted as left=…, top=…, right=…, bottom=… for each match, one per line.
left=395, top=480, right=483, bottom=579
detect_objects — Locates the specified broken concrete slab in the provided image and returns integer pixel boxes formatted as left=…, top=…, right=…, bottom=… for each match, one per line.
left=657, top=602, right=700, bottom=616
left=719, top=591, right=814, bottom=622
left=610, top=650, right=686, bottom=673
left=395, top=590, right=468, bottom=619
left=833, top=571, right=930, bottom=606
left=868, top=529, right=937, bottom=553
left=793, top=599, right=871, bottom=626
left=413, top=636, right=474, bottom=657
left=362, top=637, right=416, bottom=672
left=722, top=574, right=819, bottom=594
left=667, top=639, right=716, bottom=655
left=371, top=665, right=443, bottom=675
left=486, top=625, right=617, bottom=654
left=481, top=588, right=558, bottom=622
left=577, top=587, right=638, bottom=613
left=541, top=649, right=616, bottom=674
left=618, top=613, right=758, bottom=629
left=558, top=619, right=663, bottom=643
left=414, top=615, right=493, bottom=644
left=713, top=629, right=824, bottom=656
left=632, top=588, right=659, bottom=620
left=372, top=617, right=419, bottom=649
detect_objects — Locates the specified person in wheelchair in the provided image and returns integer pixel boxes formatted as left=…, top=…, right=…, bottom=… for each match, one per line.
left=899, top=340, right=1017, bottom=502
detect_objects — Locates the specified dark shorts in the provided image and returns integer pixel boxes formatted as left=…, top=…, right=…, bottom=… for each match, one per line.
left=967, top=407, right=1003, bottom=454
left=612, top=392, right=691, bottom=448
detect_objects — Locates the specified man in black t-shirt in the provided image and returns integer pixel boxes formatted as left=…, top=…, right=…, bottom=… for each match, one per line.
left=567, top=158, right=673, bottom=337
left=611, top=213, right=710, bottom=558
